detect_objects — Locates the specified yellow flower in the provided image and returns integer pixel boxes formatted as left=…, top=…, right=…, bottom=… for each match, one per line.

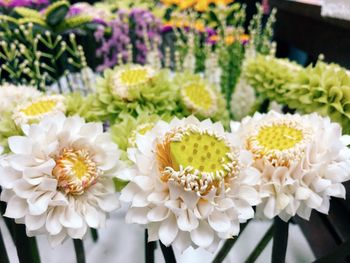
left=179, top=0, right=197, bottom=10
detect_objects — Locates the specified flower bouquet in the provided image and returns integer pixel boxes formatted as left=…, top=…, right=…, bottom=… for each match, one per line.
left=0, top=1, right=350, bottom=263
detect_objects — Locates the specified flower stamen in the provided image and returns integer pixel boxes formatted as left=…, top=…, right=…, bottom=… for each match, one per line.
left=156, top=125, right=240, bottom=195
left=53, top=148, right=101, bottom=195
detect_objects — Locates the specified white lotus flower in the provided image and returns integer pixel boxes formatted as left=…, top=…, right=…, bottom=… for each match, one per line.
left=0, top=113, right=123, bottom=246
left=0, top=84, right=42, bottom=116
left=12, top=95, right=66, bottom=126
left=119, top=116, right=261, bottom=252
left=232, top=111, right=350, bottom=221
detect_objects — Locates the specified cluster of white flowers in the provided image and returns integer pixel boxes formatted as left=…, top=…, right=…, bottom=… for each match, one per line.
left=0, top=104, right=349, bottom=252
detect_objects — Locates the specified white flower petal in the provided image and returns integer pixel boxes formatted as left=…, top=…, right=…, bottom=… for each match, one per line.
left=177, top=209, right=199, bottom=232
left=46, top=208, right=63, bottom=235
left=125, top=207, right=149, bottom=224
left=25, top=213, right=46, bottom=231
left=59, top=206, right=83, bottom=228
left=190, top=221, right=214, bottom=248
left=208, top=211, right=231, bottom=232
left=8, top=136, right=33, bottom=155
left=147, top=206, right=169, bottom=222
left=4, top=195, right=27, bottom=218
left=159, top=214, right=178, bottom=246
left=194, top=199, right=213, bottom=219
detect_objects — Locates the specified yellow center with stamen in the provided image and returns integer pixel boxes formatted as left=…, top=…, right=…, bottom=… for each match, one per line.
left=53, top=148, right=101, bottom=195
left=256, top=125, right=303, bottom=151
left=20, top=100, right=57, bottom=116
left=120, top=68, right=149, bottom=86
left=170, top=132, right=231, bottom=174
left=183, top=83, right=214, bottom=111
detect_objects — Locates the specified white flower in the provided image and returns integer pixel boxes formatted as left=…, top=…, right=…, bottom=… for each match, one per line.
left=0, top=84, right=42, bottom=116
left=112, top=65, right=155, bottom=100
left=232, top=111, right=350, bottom=221
left=0, top=113, right=123, bottom=246
left=12, top=95, right=66, bottom=126
left=119, top=116, right=261, bottom=252
left=230, top=77, right=256, bottom=121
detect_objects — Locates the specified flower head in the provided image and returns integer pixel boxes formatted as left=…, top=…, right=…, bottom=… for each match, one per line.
left=12, top=95, right=66, bottom=126
left=95, top=65, right=179, bottom=123
left=120, top=116, right=260, bottom=251
left=112, top=65, right=156, bottom=100
left=174, top=72, right=229, bottom=126
left=233, top=111, right=350, bottom=221
left=0, top=84, right=42, bottom=116
left=0, top=114, right=123, bottom=245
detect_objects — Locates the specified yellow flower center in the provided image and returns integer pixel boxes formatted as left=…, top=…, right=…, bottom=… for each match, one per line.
left=20, top=100, right=57, bottom=117
left=120, top=68, right=149, bottom=86
left=246, top=121, right=311, bottom=166
left=182, top=82, right=217, bottom=116
left=170, top=132, right=231, bottom=173
left=53, top=148, right=101, bottom=195
left=157, top=126, right=239, bottom=195
left=256, top=125, right=303, bottom=151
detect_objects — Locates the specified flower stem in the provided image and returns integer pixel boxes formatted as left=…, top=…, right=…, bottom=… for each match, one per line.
left=73, top=239, right=86, bottom=263
left=13, top=224, right=40, bottom=263
left=271, top=218, right=289, bottom=263
left=159, top=241, right=176, bottom=263
left=90, top=228, right=98, bottom=243
left=245, top=224, right=274, bottom=263
left=212, top=221, right=250, bottom=263
left=0, top=228, right=10, bottom=263
left=145, top=230, right=156, bottom=263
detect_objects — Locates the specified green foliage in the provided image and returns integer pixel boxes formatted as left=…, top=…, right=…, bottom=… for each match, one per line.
left=44, top=0, right=69, bottom=27
left=244, top=54, right=350, bottom=134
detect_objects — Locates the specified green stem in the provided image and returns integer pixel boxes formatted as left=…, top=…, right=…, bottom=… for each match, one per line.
left=13, top=224, right=40, bottom=263
left=271, top=218, right=289, bottom=263
left=212, top=221, right=250, bottom=263
left=159, top=241, right=176, bottom=263
left=145, top=230, right=155, bottom=263
left=90, top=228, right=98, bottom=243
left=245, top=224, right=274, bottom=263
left=73, top=239, right=85, bottom=263
left=0, top=228, right=10, bottom=263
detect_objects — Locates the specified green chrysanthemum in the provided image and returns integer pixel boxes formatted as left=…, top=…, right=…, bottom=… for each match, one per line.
left=95, top=64, right=179, bottom=124
left=284, top=62, right=350, bottom=133
left=65, top=92, right=102, bottom=122
left=244, top=55, right=302, bottom=104
left=173, top=72, right=229, bottom=126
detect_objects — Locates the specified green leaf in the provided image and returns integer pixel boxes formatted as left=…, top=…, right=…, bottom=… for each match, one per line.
left=45, top=0, right=70, bottom=27
left=14, top=7, right=41, bottom=19
left=55, top=15, right=93, bottom=33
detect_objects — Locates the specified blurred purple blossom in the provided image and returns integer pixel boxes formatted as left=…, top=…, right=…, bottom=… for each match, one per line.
left=0, top=0, right=48, bottom=8
left=95, top=8, right=161, bottom=71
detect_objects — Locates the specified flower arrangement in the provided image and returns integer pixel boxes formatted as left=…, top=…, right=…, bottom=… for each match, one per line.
left=0, top=1, right=350, bottom=263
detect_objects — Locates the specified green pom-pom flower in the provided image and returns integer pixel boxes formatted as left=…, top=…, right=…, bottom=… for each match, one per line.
left=284, top=62, right=350, bottom=133
left=173, top=72, right=229, bottom=126
left=244, top=55, right=302, bottom=104
left=95, top=64, right=179, bottom=124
